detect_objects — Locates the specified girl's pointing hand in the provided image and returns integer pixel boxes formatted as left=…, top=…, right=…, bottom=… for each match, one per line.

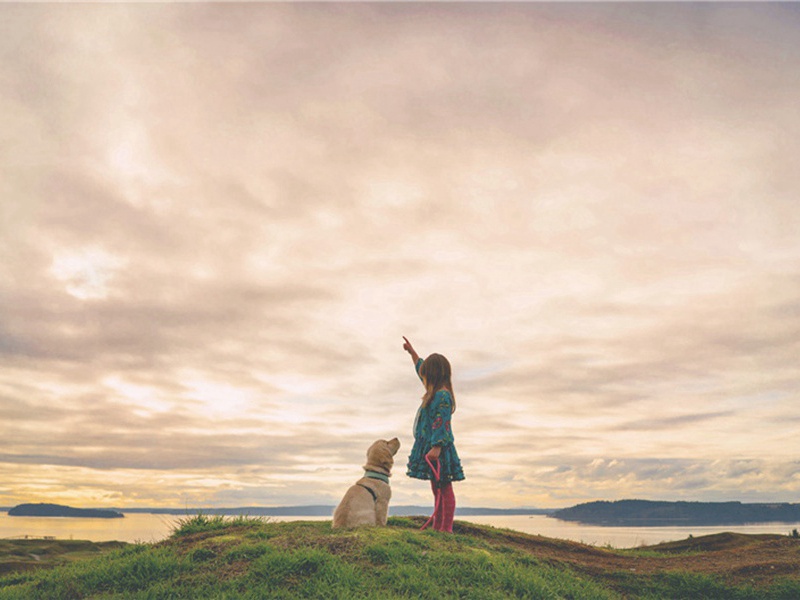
left=403, top=336, right=420, bottom=363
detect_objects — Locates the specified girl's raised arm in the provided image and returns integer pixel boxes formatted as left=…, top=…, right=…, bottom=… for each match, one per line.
left=402, top=336, right=420, bottom=364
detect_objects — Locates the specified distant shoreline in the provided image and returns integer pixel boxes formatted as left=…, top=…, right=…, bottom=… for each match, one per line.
left=2, top=506, right=553, bottom=517
left=552, top=499, right=800, bottom=526
left=116, top=506, right=555, bottom=517
left=7, top=500, right=800, bottom=525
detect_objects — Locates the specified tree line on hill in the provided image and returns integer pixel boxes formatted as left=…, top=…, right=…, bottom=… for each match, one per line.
left=551, top=499, right=800, bottom=526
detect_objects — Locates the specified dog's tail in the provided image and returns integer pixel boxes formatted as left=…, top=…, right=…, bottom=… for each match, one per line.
left=420, top=455, right=442, bottom=531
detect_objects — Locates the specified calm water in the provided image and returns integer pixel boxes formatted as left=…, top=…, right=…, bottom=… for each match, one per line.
left=0, top=513, right=181, bottom=544
left=463, top=515, right=800, bottom=548
left=2, top=512, right=799, bottom=549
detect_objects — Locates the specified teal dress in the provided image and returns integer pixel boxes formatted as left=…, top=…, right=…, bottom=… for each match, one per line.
left=407, top=359, right=465, bottom=484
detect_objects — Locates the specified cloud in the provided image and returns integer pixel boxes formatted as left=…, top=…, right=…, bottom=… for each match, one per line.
left=612, top=411, right=735, bottom=432
left=1, top=3, right=799, bottom=509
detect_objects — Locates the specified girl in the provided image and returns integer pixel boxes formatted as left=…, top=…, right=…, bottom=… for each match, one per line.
left=402, top=336, right=465, bottom=533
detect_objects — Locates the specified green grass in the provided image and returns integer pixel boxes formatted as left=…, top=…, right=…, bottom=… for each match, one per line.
left=0, top=517, right=798, bottom=599
left=608, top=571, right=800, bottom=600
left=0, top=539, right=126, bottom=579
left=170, top=513, right=271, bottom=537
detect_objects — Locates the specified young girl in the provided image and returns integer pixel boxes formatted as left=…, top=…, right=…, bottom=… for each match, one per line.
left=402, top=336, right=465, bottom=533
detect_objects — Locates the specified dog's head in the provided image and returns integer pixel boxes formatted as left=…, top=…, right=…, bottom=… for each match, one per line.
left=364, top=437, right=400, bottom=475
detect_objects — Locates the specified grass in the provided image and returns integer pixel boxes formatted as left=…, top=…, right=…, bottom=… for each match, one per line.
left=609, top=571, right=800, bottom=600
left=0, top=539, right=126, bottom=579
left=0, top=516, right=798, bottom=599
left=171, top=513, right=271, bottom=537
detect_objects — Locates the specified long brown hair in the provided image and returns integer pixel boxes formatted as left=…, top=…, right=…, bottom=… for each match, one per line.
left=419, top=353, right=456, bottom=412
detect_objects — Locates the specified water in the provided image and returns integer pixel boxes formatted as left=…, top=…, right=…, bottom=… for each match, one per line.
left=2, top=512, right=798, bottom=549
left=462, top=515, right=800, bottom=548
left=0, top=513, right=182, bottom=544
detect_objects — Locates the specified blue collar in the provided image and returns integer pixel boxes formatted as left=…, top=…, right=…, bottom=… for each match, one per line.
left=364, top=470, right=390, bottom=484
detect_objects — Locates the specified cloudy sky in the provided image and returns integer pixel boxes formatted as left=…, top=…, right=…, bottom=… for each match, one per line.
left=2, top=3, right=799, bottom=510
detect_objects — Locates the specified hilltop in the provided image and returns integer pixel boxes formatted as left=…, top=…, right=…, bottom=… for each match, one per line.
left=1, top=516, right=798, bottom=598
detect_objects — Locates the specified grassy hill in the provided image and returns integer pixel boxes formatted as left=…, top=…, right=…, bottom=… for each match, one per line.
left=1, top=515, right=799, bottom=599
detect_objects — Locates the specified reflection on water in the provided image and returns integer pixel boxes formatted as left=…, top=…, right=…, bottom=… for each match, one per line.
left=0, top=513, right=181, bottom=544
left=2, top=512, right=799, bottom=548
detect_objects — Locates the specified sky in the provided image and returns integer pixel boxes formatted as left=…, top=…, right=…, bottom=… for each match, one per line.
left=1, top=3, right=799, bottom=510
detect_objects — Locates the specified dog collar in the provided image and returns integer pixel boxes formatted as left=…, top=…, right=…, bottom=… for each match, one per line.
left=364, top=470, right=390, bottom=484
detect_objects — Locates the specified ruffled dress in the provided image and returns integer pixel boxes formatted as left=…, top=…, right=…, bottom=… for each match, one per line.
left=406, top=359, right=465, bottom=483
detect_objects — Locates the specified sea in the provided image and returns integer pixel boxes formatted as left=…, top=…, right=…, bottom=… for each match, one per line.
left=3, top=512, right=800, bottom=549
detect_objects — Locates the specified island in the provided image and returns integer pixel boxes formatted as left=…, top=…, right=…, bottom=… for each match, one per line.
left=8, top=503, right=124, bottom=519
left=551, top=499, right=800, bottom=526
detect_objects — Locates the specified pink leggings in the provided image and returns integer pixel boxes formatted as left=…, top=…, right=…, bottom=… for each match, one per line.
left=430, top=481, right=456, bottom=533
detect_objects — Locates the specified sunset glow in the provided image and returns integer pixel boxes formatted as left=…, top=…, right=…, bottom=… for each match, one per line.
left=2, top=3, right=799, bottom=510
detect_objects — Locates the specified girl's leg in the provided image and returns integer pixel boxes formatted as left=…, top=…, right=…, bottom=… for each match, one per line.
left=430, top=480, right=442, bottom=531
left=440, top=483, right=456, bottom=533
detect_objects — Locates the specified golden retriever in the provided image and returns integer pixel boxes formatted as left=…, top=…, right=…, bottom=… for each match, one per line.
left=332, top=438, right=400, bottom=528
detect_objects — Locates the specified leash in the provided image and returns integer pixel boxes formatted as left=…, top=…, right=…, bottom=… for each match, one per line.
left=420, top=455, right=442, bottom=531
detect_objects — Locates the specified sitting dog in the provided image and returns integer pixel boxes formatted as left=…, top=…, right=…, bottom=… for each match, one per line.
left=332, top=437, right=400, bottom=528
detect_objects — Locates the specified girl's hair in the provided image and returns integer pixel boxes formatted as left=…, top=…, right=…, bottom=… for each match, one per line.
left=419, top=353, right=456, bottom=412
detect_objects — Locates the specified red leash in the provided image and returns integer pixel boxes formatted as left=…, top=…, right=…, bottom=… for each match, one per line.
left=420, top=455, right=442, bottom=530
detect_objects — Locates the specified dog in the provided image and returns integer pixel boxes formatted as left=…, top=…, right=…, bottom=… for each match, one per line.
left=332, top=437, right=400, bottom=528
